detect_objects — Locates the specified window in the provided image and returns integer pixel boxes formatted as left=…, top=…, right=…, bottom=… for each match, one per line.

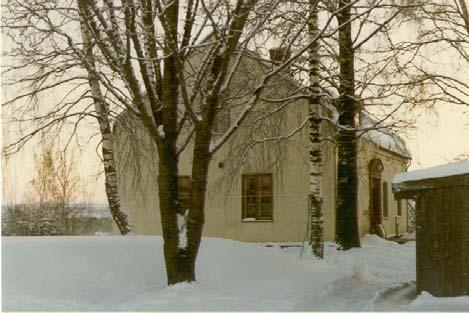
left=242, top=174, right=273, bottom=221
left=382, top=181, right=389, bottom=218
left=397, top=200, right=402, bottom=216
left=178, top=176, right=191, bottom=214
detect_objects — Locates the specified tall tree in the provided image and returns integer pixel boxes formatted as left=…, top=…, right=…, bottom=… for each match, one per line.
left=75, top=0, right=346, bottom=283
left=335, top=0, right=360, bottom=249
left=321, top=0, right=442, bottom=249
left=308, top=0, right=324, bottom=258
left=79, top=12, right=131, bottom=235
left=2, top=0, right=132, bottom=234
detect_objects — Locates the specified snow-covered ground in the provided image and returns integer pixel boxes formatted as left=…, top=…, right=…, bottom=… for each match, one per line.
left=2, top=235, right=469, bottom=311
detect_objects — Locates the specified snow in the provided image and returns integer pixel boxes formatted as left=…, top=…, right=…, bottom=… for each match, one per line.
left=177, top=212, right=188, bottom=249
left=360, top=114, right=412, bottom=158
left=3, top=234, right=469, bottom=311
left=409, top=291, right=469, bottom=311
left=318, top=100, right=411, bottom=159
left=157, top=125, right=165, bottom=138
left=393, top=160, right=469, bottom=184
left=241, top=217, right=257, bottom=221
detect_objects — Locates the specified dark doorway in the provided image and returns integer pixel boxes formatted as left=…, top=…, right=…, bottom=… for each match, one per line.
left=369, top=159, right=384, bottom=237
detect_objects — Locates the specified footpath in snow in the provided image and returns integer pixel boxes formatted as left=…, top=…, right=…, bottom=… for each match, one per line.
left=2, top=234, right=469, bottom=311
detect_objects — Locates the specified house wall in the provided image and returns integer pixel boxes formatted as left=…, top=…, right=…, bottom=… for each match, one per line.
left=113, top=49, right=410, bottom=242
left=114, top=115, right=409, bottom=242
left=196, top=114, right=339, bottom=242
left=113, top=116, right=161, bottom=235
left=113, top=78, right=338, bottom=242
left=357, top=141, right=410, bottom=238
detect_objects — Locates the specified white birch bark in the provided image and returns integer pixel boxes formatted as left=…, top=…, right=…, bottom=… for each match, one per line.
left=308, top=0, right=324, bottom=258
left=79, top=17, right=132, bottom=235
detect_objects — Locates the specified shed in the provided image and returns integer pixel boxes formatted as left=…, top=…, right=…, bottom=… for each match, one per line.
left=392, top=160, right=469, bottom=297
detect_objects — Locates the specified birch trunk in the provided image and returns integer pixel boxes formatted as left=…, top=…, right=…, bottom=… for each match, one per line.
left=335, top=0, right=360, bottom=250
left=308, top=0, right=324, bottom=258
left=79, top=18, right=131, bottom=235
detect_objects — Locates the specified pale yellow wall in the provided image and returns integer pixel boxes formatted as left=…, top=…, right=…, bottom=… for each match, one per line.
left=113, top=116, right=161, bottom=235
left=114, top=117, right=409, bottom=241
left=114, top=105, right=339, bottom=242
left=113, top=49, right=410, bottom=242
left=357, top=141, right=410, bottom=238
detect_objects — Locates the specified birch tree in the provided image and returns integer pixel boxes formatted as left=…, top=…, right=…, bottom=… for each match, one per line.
left=308, top=0, right=324, bottom=258
left=79, top=15, right=131, bottom=235
left=2, top=0, right=132, bottom=234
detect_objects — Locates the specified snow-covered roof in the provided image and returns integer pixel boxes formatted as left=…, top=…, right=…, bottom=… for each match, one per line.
left=275, top=83, right=411, bottom=159
left=393, top=160, right=469, bottom=184
left=359, top=114, right=411, bottom=159
left=315, top=101, right=411, bottom=159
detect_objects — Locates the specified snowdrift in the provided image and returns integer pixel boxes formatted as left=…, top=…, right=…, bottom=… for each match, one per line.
left=2, top=235, right=468, bottom=311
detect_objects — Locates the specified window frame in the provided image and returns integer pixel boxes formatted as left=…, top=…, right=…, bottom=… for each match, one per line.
left=241, top=173, right=273, bottom=222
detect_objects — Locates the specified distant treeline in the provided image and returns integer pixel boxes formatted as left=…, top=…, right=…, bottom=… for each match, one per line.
left=1, top=204, right=113, bottom=236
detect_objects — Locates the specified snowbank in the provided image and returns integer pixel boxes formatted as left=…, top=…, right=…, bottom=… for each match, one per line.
left=2, top=235, right=468, bottom=311
left=409, top=291, right=469, bottom=311
left=393, top=160, right=469, bottom=184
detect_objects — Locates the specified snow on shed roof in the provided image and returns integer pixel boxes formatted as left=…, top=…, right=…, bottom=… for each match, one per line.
left=393, top=160, right=469, bottom=184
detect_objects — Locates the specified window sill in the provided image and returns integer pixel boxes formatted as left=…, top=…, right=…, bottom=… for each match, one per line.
left=241, top=219, right=273, bottom=223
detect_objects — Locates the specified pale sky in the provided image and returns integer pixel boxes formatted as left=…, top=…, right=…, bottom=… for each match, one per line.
left=405, top=105, right=469, bottom=170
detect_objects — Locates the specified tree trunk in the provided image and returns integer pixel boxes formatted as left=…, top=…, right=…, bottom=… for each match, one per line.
left=186, top=129, right=212, bottom=273
left=155, top=130, right=211, bottom=284
left=156, top=146, right=196, bottom=284
left=155, top=0, right=198, bottom=284
left=308, top=0, right=324, bottom=258
left=458, top=0, right=469, bottom=36
left=79, top=17, right=132, bottom=235
left=335, top=0, right=360, bottom=250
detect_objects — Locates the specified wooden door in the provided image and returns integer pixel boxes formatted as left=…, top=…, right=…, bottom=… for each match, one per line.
left=371, top=177, right=383, bottom=232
